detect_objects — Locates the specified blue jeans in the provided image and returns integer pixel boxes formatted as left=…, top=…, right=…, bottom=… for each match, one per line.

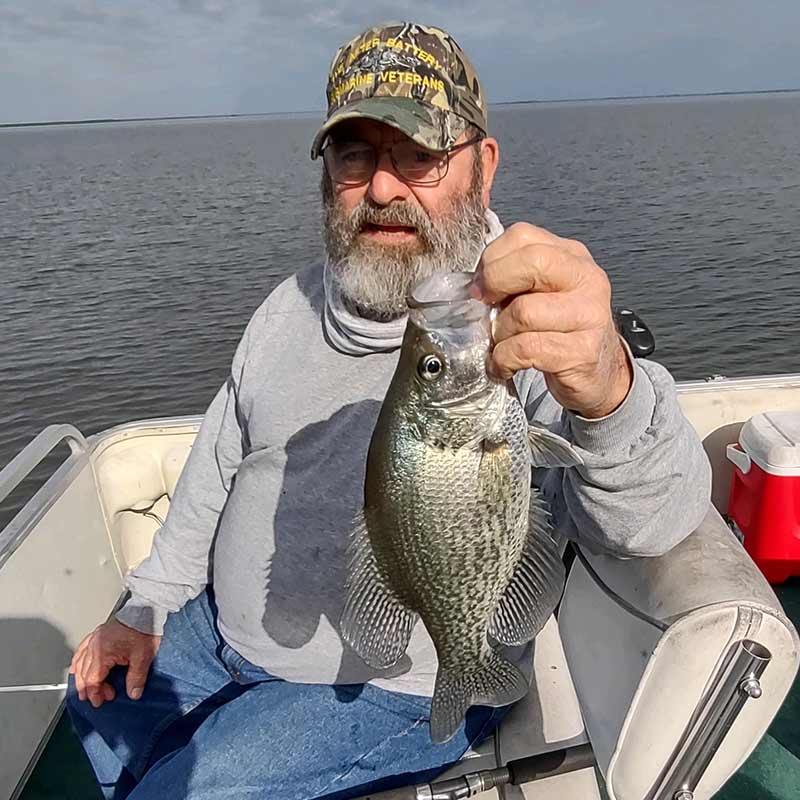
left=66, top=590, right=504, bottom=800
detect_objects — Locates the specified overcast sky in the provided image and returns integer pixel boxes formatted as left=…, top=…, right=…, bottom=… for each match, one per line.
left=2, top=0, right=799, bottom=124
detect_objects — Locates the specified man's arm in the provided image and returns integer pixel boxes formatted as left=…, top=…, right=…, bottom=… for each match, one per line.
left=476, top=221, right=711, bottom=556
left=115, top=330, right=250, bottom=636
left=72, top=311, right=259, bottom=706
left=519, top=355, right=712, bottom=556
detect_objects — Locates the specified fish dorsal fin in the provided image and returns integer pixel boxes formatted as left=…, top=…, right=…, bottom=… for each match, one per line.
left=339, top=511, right=418, bottom=669
left=527, top=421, right=584, bottom=468
left=488, top=493, right=566, bottom=646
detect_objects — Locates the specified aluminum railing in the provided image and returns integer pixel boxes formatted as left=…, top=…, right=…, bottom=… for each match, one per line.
left=0, top=424, right=89, bottom=566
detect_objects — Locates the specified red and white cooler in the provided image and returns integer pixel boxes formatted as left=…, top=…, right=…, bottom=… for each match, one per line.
left=727, top=411, right=800, bottom=584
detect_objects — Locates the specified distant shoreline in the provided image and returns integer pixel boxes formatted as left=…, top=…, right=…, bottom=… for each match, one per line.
left=2, top=87, right=798, bottom=129
left=0, top=110, right=313, bottom=129
left=492, top=87, right=800, bottom=106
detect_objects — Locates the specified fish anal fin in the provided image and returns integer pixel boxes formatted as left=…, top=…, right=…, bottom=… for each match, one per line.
left=489, top=494, right=566, bottom=646
left=528, top=422, right=584, bottom=468
left=339, top=512, right=418, bottom=670
left=430, top=651, right=529, bottom=744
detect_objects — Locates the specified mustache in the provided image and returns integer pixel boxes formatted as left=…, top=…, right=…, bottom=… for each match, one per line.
left=339, top=200, right=438, bottom=248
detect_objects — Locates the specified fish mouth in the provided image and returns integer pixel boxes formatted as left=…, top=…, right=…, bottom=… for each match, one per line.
left=408, top=272, right=489, bottom=331
left=407, top=272, right=474, bottom=309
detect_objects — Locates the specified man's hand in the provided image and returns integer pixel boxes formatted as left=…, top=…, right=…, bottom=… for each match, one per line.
left=472, top=222, right=632, bottom=419
left=69, top=619, right=161, bottom=708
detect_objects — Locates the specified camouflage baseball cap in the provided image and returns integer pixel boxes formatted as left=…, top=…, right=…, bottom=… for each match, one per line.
left=310, top=22, right=487, bottom=159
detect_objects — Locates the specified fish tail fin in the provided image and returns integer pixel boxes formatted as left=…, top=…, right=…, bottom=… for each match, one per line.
left=430, top=652, right=528, bottom=743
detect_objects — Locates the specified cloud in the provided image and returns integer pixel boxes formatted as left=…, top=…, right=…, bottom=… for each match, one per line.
left=1, top=1, right=154, bottom=43
left=0, top=0, right=798, bottom=123
left=176, top=0, right=227, bottom=18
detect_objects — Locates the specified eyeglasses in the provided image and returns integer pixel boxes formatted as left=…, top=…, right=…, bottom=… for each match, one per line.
left=322, top=135, right=483, bottom=186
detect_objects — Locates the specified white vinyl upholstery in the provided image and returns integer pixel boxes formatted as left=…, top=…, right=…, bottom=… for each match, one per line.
left=559, top=506, right=800, bottom=800
left=93, top=436, right=193, bottom=573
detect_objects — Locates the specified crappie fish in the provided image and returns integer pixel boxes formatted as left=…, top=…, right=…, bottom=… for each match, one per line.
left=340, top=271, right=583, bottom=743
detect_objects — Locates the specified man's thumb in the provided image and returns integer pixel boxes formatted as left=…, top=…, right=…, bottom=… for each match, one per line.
left=126, top=654, right=153, bottom=700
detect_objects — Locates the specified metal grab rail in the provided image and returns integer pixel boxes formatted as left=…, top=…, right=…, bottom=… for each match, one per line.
left=0, top=425, right=88, bottom=507
left=0, top=425, right=90, bottom=564
left=646, top=639, right=772, bottom=800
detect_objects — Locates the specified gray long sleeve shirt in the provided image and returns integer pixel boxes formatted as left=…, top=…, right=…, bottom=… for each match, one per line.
left=116, top=262, right=712, bottom=697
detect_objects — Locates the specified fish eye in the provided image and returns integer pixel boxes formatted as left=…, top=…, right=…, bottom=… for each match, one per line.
left=418, top=354, right=444, bottom=381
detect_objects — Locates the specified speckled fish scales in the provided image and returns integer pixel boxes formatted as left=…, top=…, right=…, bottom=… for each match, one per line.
left=340, top=272, right=582, bottom=743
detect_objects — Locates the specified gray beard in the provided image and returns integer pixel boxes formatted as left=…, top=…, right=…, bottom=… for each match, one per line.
left=322, top=172, right=487, bottom=321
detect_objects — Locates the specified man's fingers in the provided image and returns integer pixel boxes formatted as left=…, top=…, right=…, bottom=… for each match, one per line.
left=490, top=331, right=589, bottom=380
left=69, top=632, right=92, bottom=675
left=84, top=656, right=113, bottom=708
left=492, top=292, right=605, bottom=342
left=477, top=244, right=590, bottom=305
left=125, top=653, right=154, bottom=701
left=474, top=223, right=594, bottom=298
left=85, top=687, right=103, bottom=708
left=86, top=683, right=110, bottom=708
left=69, top=621, right=162, bottom=706
left=73, top=648, right=89, bottom=701
left=84, top=652, right=114, bottom=707
left=481, top=222, right=566, bottom=262
left=85, top=679, right=108, bottom=708
left=483, top=221, right=591, bottom=260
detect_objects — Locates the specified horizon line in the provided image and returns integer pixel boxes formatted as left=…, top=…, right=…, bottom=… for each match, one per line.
left=1, top=87, right=798, bottom=129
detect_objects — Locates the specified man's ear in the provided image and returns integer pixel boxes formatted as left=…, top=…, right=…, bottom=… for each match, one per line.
left=479, top=137, right=500, bottom=208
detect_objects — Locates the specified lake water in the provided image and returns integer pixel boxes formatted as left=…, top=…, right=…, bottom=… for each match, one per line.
left=2, top=93, right=799, bottom=518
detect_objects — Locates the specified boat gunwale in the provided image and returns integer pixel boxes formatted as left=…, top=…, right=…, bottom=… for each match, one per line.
left=675, top=372, right=800, bottom=394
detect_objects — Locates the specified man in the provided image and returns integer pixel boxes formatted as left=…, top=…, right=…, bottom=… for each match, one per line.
left=67, top=21, right=711, bottom=800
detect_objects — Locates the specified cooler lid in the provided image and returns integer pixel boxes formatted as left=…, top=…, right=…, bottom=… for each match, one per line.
left=739, top=411, right=800, bottom=474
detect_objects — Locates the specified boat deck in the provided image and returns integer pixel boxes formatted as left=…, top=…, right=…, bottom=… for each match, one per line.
left=18, top=578, right=800, bottom=800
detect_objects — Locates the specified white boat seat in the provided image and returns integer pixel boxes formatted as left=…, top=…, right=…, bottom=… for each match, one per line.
left=559, top=504, right=799, bottom=800
left=94, top=440, right=192, bottom=572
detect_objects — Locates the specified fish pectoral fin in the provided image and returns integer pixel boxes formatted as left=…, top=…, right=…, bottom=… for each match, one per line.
left=477, top=437, right=514, bottom=504
left=430, top=652, right=529, bottom=744
left=527, top=421, right=584, bottom=468
left=339, top=512, right=418, bottom=670
left=489, top=494, right=566, bottom=646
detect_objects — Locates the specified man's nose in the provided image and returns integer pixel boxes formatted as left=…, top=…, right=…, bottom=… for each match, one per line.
left=367, top=152, right=411, bottom=206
